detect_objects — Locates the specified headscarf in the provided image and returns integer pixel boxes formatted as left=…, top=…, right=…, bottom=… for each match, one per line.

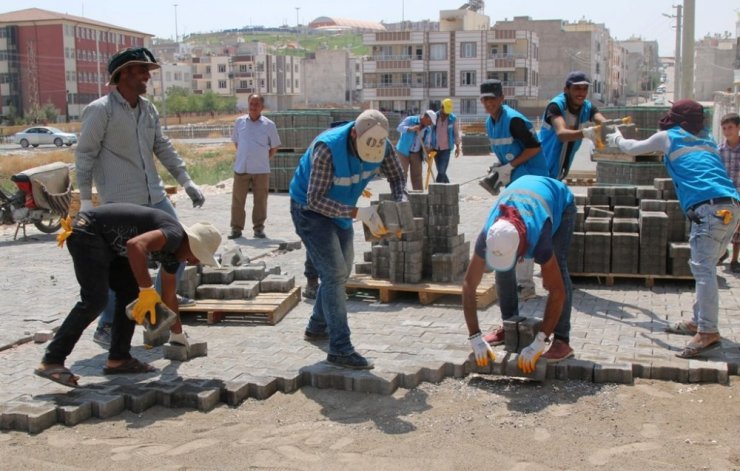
left=496, top=204, right=527, bottom=259
left=658, top=99, right=705, bottom=135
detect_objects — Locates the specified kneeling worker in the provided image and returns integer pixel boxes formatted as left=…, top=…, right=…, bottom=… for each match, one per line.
left=462, top=175, right=577, bottom=372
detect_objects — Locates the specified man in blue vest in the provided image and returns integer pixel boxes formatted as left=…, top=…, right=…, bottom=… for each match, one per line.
left=607, top=100, right=740, bottom=358
left=462, top=176, right=577, bottom=370
left=479, top=79, right=550, bottom=311
left=431, top=98, right=462, bottom=183
left=539, top=71, right=607, bottom=180
left=289, top=110, right=407, bottom=370
left=396, top=110, right=436, bottom=190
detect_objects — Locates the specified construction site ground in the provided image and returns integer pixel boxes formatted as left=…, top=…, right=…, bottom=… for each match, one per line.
left=1, top=153, right=739, bottom=469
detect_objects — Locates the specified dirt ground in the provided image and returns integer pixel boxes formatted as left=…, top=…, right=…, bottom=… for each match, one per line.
left=1, top=377, right=738, bottom=471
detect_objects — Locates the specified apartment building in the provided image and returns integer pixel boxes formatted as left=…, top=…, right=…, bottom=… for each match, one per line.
left=694, top=35, right=736, bottom=101
left=361, top=7, right=538, bottom=116
left=302, top=49, right=362, bottom=106
left=618, top=38, right=660, bottom=104
left=0, top=8, right=152, bottom=121
left=149, top=63, right=192, bottom=99
left=230, top=42, right=301, bottom=110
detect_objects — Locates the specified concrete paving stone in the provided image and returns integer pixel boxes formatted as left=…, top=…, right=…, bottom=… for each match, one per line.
left=259, top=274, right=295, bottom=293
left=593, top=363, right=633, bottom=384
left=277, top=372, right=303, bottom=393
left=564, top=359, right=595, bottom=382
left=354, top=371, right=400, bottom=395
left=278, top=240, right=302, bottom=251
left=503, top=315, right=526, bottom=353
left=503, top=354, right=547, bottom=381
left=141, top=381, right=185, bottom=408
left=33, top=330, right=54, bottom=344
left=545, top=362, right=569, bottom=380
left=164, top=342, right=208, bottom=361
left=200, top=267, right=235, bottom=284
left=53, top=396, right=94, bottom=426
left=688, top=360, right=729, bottom=385
left=223, top=381, right=250, bottom=406
left=113, top=385, right=158, bottom=414
left=143, top=328, right=170, bottom=347
left=69, top=391, right=125, bottom=419
left=232, top=265, right=267, bottom=281
left=171, top=383, right=221, bottom=411
left=398, top=369, right=424, bottom=389
left=300, top=363, right=354, bottom=391
left=517, top=317, right=542, bottom=351
left=220, top=247, right=250, bottom=266
left=650, top=361, right=689, bottom=383
left=1, top=398, right=58, bottom=433
left=419, top=363, right=447, bottom=383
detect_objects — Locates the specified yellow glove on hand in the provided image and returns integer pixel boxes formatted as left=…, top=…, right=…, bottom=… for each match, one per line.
left=56, top=215, right=73, bottom=248
left=131, top=287, right=162, bottom=326
left=469, top=332, right=496, bottom=367
left=517, top=332, right=548, bottom=374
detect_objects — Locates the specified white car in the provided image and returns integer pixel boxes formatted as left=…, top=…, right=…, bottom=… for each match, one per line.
left=14, top=126, right=78, bottom=148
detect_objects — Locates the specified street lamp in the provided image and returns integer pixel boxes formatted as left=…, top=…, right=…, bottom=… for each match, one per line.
left=173, top=4, right=179, bottom=43
left=295, top=7, right=300, bottom=28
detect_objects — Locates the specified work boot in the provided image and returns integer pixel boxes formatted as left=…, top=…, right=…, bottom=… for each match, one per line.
left=303, top=281, right=320, bottom=300
left=731, top=261, right=740, bottom=273
left=542, top=339, right=574, bottom=363
left=326, top=352, right=374, bottom=370
left=227, top=230, right=242, bottom=240
left=483, top=326, right=505, bottom=346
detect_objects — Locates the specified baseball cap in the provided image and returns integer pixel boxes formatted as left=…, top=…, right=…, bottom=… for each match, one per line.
left=442, top=98, right=453, bottom=114
left=184, top=222, right=222, bottom=268
left=485, top=219, right=520, bottom=271
left=424, top=110, right=437, bottom=126
left=565, top=71, right=590, bottom=87
left=480, top=80, right=503, bottom=99
left=107, top=47, right=160, bottom=85
left=354, top=109, right=389, bottom=163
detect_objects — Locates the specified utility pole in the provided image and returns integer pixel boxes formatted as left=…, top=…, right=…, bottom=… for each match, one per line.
left=173, top=4, right=179, bottom=43
left=295, top=7, right=300, bottom=27
left=681, top=0, right=695, bottom=99
left=664, top=5, right=682, bottom=99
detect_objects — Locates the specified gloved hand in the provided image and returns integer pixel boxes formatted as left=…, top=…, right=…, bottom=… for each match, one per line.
left=581, top=125, right=601, bottom=142
left=479, top=162, right=512, bottom=196
left=184, top=180, right=205, bottom=208
left=606, top=128, right=623, bottom=148
left=455, top=146, right=461, bottom=158
left=80, top=199, right=93, bottom=212
left=517, top=331, right=548, bottom=374
left=497, top=163, right=513, bottom=187
left=356, top=205, right=387, bottom=238
left=130, top=287, right=162, bottom=326
left=469, top=332, right=496, bottom=367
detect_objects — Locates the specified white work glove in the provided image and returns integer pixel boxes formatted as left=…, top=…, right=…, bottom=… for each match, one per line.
left=497, top=163, right=513, bottom=188
left=606, top=128, right=623, bottom=148
left=469, top=332, right=496, bottom=367
left=79, top=199, right=93, bottom=212
left=183, top=180, right=205, bottom=208
left=581, top=125, right=601, bottom=142
left=356, top=205, right=387, bottom=238
left=517, top=331, right=548, bottom=374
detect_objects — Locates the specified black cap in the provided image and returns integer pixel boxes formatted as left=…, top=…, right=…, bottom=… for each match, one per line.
left=565, top=71, right=590, bottom=87
left=107, top=47, right=160, bottom=85
left=480, top=80, right=503, bottom=98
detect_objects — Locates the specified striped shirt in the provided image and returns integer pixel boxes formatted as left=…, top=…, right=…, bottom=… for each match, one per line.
left=76, top=89, right=192, bottom=204
left=307, top=140, right=407, bottom=218
left=720, top=140, right=740, bottom=191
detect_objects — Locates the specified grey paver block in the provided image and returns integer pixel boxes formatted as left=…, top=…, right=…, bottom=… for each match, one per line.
left=517, top=317, right=542, bottom=351
left=545, top=362, right=569, bottom=380
left=72, top=391, right=125, bottom=419
left=226, top=281, right=260, bottom=299
left=354, top=371, right=399, bottom=395
left=301, top=363, right=354, bottom=390
left=172, top=384, right=221, bottom=411
left=688, top=360, right=729, bottom=385
left=220, top=247, right=249, bottom=266
left=277, top=373, right=302, bottom=393
left=503, top=353, right=547, bottom=381
left=420, top=364, right=446, bottom=383
left=593, top=363, right=633, bottom=384
left=260, top=274, right=295, bottom=293
left=33, top=330, right=54, bottom=343
left=650, top=361, right=689, bottom=383
left=200, top=267, right=235, bottom=284
left=114, top=385, right=157, bottom=414
left=142, top=381, right=185, bottom=407
left=399, top=369, right=423, bottom=389
left=54, top=397, right=93, bottom=426
left=143, top=328, right=169, bottom=347
left=232, top=265, right=266, bottom=281
left=503, top=316, right=526, bottom=353
left=223, top=381, right=250, bottom=406
left=278, top=240, right=302, bottom=251
left=565, top=358, right=595, bottom=382
left=1, top=397, right=58, bottom=433
left=164, top=341, right=208, bottom=361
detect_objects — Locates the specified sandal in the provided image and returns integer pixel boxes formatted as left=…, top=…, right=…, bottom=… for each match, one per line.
left=675, top=340, right=722, bottom=359
left=34, top=365, right=80, bottom=388
left=103, top=357, right=157, bottom=375
left=665, top=320, right=697, bottom=336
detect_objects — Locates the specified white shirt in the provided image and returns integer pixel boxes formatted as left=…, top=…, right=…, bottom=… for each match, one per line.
left=231, top=114, right=281, bottom=174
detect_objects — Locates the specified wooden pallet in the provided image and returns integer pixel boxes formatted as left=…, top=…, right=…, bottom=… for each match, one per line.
left=570, top=272, right=693, bottom=288
left=564, top=171, right=597, bottom=187
left=346, top=273, right=497, bottom=308
left=179, top=287, right=301, bottom=325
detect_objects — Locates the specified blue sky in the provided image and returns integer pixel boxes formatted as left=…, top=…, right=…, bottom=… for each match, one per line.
left=4, top=0, right=738, bottom=56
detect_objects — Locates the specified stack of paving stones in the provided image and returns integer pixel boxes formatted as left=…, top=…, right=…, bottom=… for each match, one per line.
left=358, top=184, right=470, bottom=284
left=569, top=178, right=690, bottom=276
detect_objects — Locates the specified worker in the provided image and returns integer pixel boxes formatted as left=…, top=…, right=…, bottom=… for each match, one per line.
left=396, top=110, right=436, bottom=190
left=431, top=98, right=462, bottom=183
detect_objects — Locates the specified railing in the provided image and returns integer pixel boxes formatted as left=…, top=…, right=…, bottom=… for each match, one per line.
left=488, top=53, right=526, bottom=59
left=368, top=54, right=420, bottom=61
left=364, top=82, right=425, bottom=89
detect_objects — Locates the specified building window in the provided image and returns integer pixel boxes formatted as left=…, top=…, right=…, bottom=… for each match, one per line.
left=206, top=82, right=212, bottom=89
left=430, top=43, right=447, bottom=61
left=295, top=79, right=299, bottom=88
left=239, top=64, right=248, bottom=72
left=239, top=80, right=248, bottom=88
left=218, top=64, right=226, bottom=73
left=218, top=80, right=226, bottom=89
left=205, top=66, right=211, bottom=74
left=381, top=73, right=392, bottom=86
left=460, top=42, right=477, bottom=58
left=460, top=71, right=476, bottom=86
left=460, top=99, right=477, bottom=114
left=429, top=71, right=447, bottom=88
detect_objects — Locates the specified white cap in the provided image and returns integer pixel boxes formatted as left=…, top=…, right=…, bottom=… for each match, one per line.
left=485, top=219, right=520, bottom=271
left=424, top=110, right=437, bottom=126
left=354, top=109, right=389, bottom=163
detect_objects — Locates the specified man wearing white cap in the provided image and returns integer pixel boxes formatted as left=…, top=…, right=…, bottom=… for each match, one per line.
left=462, top=175, right=577, bottom=372
left=289, top=110, right=407, bottom=369
left=396, top=110, right=437, bottom=190
left=431, top=99, right=462, bottom=183
left=35, top=203, right=221, bottom=387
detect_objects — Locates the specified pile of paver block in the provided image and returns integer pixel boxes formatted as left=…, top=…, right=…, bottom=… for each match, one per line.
left=356, top=183, right=470, bottom=283
left=568, top=178, right=691, bottom=276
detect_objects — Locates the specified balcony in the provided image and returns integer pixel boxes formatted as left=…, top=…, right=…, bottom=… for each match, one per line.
left=377, top=87, right=410, bottom=97
left=374, top=59, right=411, bottom=70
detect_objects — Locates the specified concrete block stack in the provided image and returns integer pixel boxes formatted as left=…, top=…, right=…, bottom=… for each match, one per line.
left=359, top=184, right=470, bottom=284
left=669, top=242, right=692, bottom=277
left=639, top=211, right=668, bottom=275
left=182, top=264, right=295, bottom=300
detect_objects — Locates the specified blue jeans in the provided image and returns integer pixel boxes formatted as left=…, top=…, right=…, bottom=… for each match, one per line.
left=97, top=197, right=185, bottom=328
left=304, top=252, right=319, bottom=281
left=495, top=203, right=576, bottom=342
left=688, top=202, right=740, bottom=333
left=434, top=148, right=452, bottom=183
left=291, top=200, right=355, bottom=355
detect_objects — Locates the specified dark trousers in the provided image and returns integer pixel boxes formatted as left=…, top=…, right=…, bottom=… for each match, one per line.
left=43, top=230, right=138, bottom=365
left=434, top=148, right=452, bottom=183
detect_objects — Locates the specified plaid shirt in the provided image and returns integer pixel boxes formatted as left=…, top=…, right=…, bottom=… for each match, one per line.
left=307, top=140, right=406, bottom=218
left=720, top=140, right=740, bottom=191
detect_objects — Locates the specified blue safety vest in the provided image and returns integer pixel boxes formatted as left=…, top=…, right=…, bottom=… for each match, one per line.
left=396, top=115, right=430, bottom=156
left=430, top=111, right=457, bottom=151
left=486, top=105, right=548, bottom=182
left=289, top=122, right=383, bottom=229
left=482, top=176, right=574, bottom=260
left=664, top=127, right=739, bottom=213
left=538, top=93, right=593, bottom=179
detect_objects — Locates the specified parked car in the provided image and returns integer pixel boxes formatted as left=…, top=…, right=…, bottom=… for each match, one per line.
left=13, top=127, right=77, bottom=148
left=655, top=85, right=666, bottom=94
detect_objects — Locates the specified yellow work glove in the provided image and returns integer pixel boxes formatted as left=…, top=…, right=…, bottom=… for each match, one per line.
left=362, top=189, right=373, bottom=199
left=56, top=215, right=73, bottom=248
left=517, top=332, right=548, bottom=374
left=356, top=205, right=388, bottom=238
left=469, top=332, right=496, bottom=367
left=131, top=287, right=162, bottom=326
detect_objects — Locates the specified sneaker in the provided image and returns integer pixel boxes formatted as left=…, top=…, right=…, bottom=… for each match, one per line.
left=177, top=294, right=196, bottom=307
left=718, top=250, right=729, bottom=265
left=253, top=230, right=267, bottom=239
left=542, top=339, right=574, bottom=363
left=303, top=283, right=320, bottom=300
left=732, top=261, right=740, bottom=273
left=169, top=331, right=190, bottom=349
left=304, top=329, right=329, bottom=341
left=483, top=326, right=505, bottom=346
left=227, top=230, right=242, bottom=240
left=93, top=324, right=112, bottom=348
left=327, top=352, right=374, bottom=370
left=517, top=285, right=537, bottom=301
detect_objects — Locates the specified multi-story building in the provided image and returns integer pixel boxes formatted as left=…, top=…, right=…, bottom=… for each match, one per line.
left=0, top=8, right=152, bottom=121
left=149, top=63, right=192, bottom=99
left=618, top=38, right=660, bottom=104
left=362, top=7, right=539, bottom=116
left=694, top=35, right=737, bottom=101
left=229, top=42, right=301, bottom=110
left=191, top=55, right=232, bottom=96
left=302, top=49, right=362, bottom=106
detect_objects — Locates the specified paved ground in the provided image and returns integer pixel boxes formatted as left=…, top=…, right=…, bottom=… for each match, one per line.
left=0, top=153, right=738, bottom=432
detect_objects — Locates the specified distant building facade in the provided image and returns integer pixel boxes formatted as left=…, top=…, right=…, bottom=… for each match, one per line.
left=302, top=49, right=362, bottom=106
left=694, top=35, right=736, bottom=101
left=619, top=38, right=661, bottom=104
